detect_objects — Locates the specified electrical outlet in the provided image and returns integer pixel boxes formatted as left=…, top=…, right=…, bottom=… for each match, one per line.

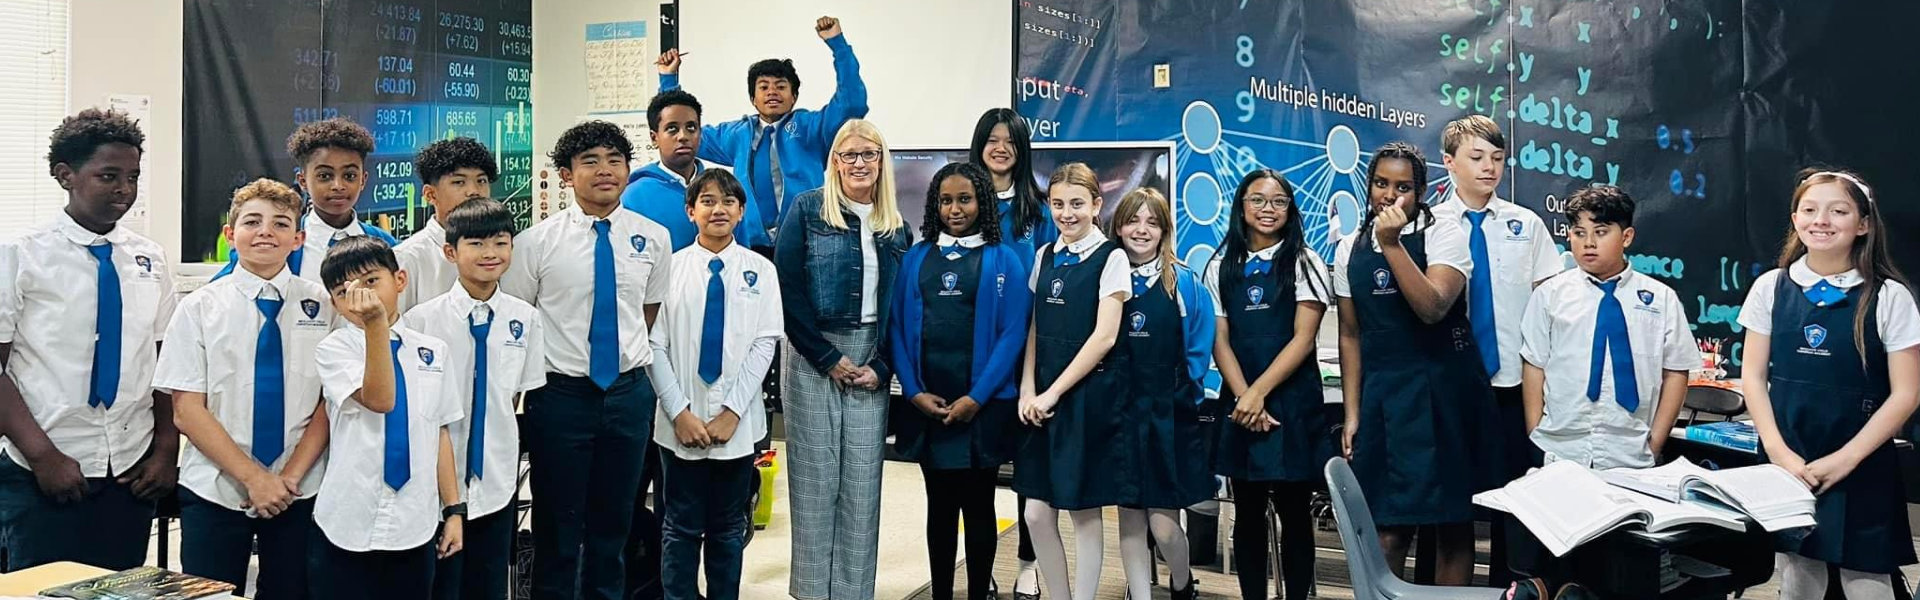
left=1153, top=64, right=1171, bottom=88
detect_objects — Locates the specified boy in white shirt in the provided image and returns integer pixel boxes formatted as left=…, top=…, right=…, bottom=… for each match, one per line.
left=399, top=198, right=546, bottom=600
left=645, top=170, right=783, bottom=600
left=0, top=108, right=179, bottom=571
left=1429, top=115, right=1563, bottom=586
left=157, top=179, right=334, bottom=597
left=396, top=138, right=498, bottom=312
left=1521, top=185, right=1697, bottom=470
left=312, top=237, right=464, bottom=598
left=501, top=121, right=674, bottom=599
left=210, top=118, right=399, bottom=282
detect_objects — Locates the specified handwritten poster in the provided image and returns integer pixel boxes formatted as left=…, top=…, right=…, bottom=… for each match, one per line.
left=585, top=21, right=649, bottom=113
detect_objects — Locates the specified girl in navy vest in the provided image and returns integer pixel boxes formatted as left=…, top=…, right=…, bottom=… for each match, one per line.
left=1333, top=142, right=1503, bottom=585
left=1107, top=188, right=1216, bottom=600
left=887, top=162, right=1032, bottom=600
left=1207, top=169, right=1332, bottom=600
left=1015, top=162, right=1133, bottom=600
left=1740, top=168, right=1919, bottom=598
left=968, top=109, right=1055, bottom=598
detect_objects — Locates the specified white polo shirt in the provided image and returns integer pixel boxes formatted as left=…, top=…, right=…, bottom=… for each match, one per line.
left=393, top=218, right=457, bottom=313
left=501, top=204, right=673, bottom=377
left=300, top=211, right=379, bottom=282
left=1028, top=229, right=1132, bottom=302
left=1431, top=194, right=1565, bottom=387
left=1202, top=242, right=1332, bottom=318
left=313, top=323, right=458, bottom=552
left=1736, top=257, right=1920, bottom=353
left=1330, top=219, right=1474, bottom=298
left=399, top=285, right=547, bottom=517
left=0, top=211, right=176, bottom=476
left=647, top=241, right=784, bottom=461
left=154, top=265, right=333, bottom=511
left=1520, top=267, right=1698, bottom=469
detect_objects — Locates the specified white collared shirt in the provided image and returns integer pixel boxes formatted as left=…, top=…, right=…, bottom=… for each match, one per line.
left=647, top=241, right=784, bottom=460
left=1330, top=219, right=1474, bottom=298
left=154, top=265, right=333, bottom=511
left=313, top=323, right=457, bottom=551
left=0, top=211, right=176, bottom=476
left=1028, top=229, right=1132, bottom=301
left=996, top=188, right=1017, bottom=201
left=1202, top=242, right=1332, bottom=318
left=394, top=218, right=456, bottom=313
left=1737, top=257, right=1920, bottom=352
left=1127, top=259, right=1193, bottom=315
left=845, top=201, right=880, bottom=323
left=935, top=232, right=986, bottom=251
left=299, top=212, right=374, bottom=282
left=1431, top=194, right=1565, bottom=387
left=501, top=204, right=673, bottom=377
left=399, top=286, right=547, bottom=517
left=1520, top=268, right=1698, bottom=469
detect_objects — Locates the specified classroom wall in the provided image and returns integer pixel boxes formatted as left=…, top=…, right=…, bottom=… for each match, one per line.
left=676, top=0, right=1013, bottom=150
left=71, top=0, right=185, bottom=265
left=530, top=0, right=656, bottom=192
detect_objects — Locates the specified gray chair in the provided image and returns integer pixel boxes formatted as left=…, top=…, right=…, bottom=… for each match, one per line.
left=1681, top=384, right=1746, bottom=425
left=1324, top=457, right=1505, bottom=600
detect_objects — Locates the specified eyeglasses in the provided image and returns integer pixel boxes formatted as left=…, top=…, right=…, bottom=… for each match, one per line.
left=834, top=150, right=883, bottom=165
left=1245, top=197, right=1291, bottom=212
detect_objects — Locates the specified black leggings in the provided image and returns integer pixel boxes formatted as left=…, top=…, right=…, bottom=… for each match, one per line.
left=1017, top=494, right=1035, bottom=562
left=923, top=466, right=1000, bottom=600
left=1232, top=479, right=1317, bottom=600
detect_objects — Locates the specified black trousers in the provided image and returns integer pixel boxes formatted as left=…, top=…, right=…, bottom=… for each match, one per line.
left=433, top=502, right=518, bottom=600
left=921, top=466, right=998, bottom=600
left=525, top=370, right=657, bottom=600
left=179, top=489, right=313, bottom=599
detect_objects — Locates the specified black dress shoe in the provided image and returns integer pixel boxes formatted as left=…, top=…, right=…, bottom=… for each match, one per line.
left=1170, top=576, right=1200, bottom=600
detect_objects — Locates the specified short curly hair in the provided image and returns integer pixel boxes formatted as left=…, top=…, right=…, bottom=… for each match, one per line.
left=287, top=117, right=375, bottom=165
left=414, top=137, right=499, bottom=185
left=227, top=178, right=304, bottom=225
left=548, top=120, right=633, bottom=170
left=46, top=108, right=145, bottom=171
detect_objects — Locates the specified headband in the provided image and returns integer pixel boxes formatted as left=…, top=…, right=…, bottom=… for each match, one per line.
left=1814, top=171, right=1876, bottom=205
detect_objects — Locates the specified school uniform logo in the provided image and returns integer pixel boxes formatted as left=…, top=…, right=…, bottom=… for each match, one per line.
left=1128, top=311, right=1149, bottom=337
left=1507, top=219, right=1524, bottom=236
left=1046, top=278, right=1066, bottom=304
left=509, top=320, right=525, bottom=340
left=134, top=255, right=152, bottom=272
left=301, top=299, right=321, bottom=319
left=418, top=348, right=436, bottom=365
left=629, top=234, right=647, bottom=255
left=1245, top=285, right=1270, bottom=311
left=1637, top=290, right=1655, bottom=306
left=743, top=271, right=759, bottom=288
left=939, top=272, right=962, bottom=297
left=1799, top=324, right=1832, bottom=357
left=1371, top=268, right=1396, bottom=295
left=995, top=274, right=1007, bottom=297
left=1630, top=289, right=1663, bottom=315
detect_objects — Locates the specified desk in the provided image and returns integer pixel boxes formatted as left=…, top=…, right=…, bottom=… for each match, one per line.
left=0, top=562, right=250, bottom=599
left=1498, top=511, right=1774, bottom=599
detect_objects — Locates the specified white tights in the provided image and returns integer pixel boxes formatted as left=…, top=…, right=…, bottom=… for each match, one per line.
left=1023, top=499, right=1106, bottom=600
left=1777, top=553, right=1896, bottom=600
left=1119, top=507, right=1192, bottom=598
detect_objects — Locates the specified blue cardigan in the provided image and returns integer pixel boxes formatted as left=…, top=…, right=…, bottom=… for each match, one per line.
left=888, top=241, right=1033, bottom=403
left=1158, top=263, right=1218, bottom=404
left=658, top=34, right=868, bottom=227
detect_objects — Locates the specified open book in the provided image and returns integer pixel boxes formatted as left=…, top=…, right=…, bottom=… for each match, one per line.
left=1475, top=461, right=1746, bottom=557
left=1599, top=458, right=1816, bottom=532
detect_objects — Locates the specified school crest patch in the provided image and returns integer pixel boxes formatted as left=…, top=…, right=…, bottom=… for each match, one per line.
left=942, top=272, right=959, bottom=292
left=1050, top=279, right=1064, bottom=298
left=509, top=320, right=525, bottom=340
left=301, top=299, right=321, bottom=319
left=1247, top=285, right=1265, bottom=305
left=630, top=234, right=647, bottom=254
left=134, top=255, right=152, bottom=272
left=1129, top=311, right=1146, bottom=333
left=1804, top=324, right=1827, bottom=349
left=418, top=347, right=436, bottom=365
left=1373, top=268, right=1392, bottom=290
left=1507, top=219, right=1524, bottom=236
left=1638, top=290, right=1655, bottom=306
left=743, top=271, right=759, bottom=288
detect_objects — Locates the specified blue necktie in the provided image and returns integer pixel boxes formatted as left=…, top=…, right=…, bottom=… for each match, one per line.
left=699, top=257, right=725, bottom=385
left=1243, top=255, right=1272, bottom=278
left=1806, top=279, right=1848, bottom=307
left=1053, top=249, right=1082, bottom=268
left=1587, top=280, right=1640, bottom=412
left=87, top=243, right=121, bottom=409
left=589, top=220, right=620, bottom=389
left=467, top=308, right=491, bottom=482
left=1132, top=273, right=1150, bottom=297
left=252, top=293, right=285, bottom=466
left=385, top=337, right=411, bottom=490
left=1465, top=211, right=1500, bottom=376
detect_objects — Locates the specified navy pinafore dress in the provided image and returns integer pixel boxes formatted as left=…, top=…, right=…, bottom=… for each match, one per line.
left=892, top=247, right=1018, bottom=469
left=1216, top=256, right=1334, bottom=482
left=1120, top=274, right=1215, bottom=508
left=1013, top=242, right=1134, bottom=510
left=1345, top=229, right=1504, bottom=526
left=1765, top=278, right=1916, bottom=573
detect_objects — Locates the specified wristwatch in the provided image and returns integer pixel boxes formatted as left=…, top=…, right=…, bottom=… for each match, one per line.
left=443, top=502, right=468, bottom=520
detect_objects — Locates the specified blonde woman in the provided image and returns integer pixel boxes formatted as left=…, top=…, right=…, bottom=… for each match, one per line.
left=773, top=119, right=912, bottom=600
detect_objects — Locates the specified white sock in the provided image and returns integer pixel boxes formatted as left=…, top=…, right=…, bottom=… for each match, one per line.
left=1118, top=508, right=1154, bottom=599
left=1070, top=509, right=1105, bottom=600
left=1024, top=499, right=1071, bottom=599
left=1149, top=509, right=1192, bottom=590
left=1839, top=567, right=1897, bottom=600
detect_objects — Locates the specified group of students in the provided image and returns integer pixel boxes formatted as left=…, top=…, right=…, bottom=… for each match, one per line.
left=2, top=15, right=1917, bottom=600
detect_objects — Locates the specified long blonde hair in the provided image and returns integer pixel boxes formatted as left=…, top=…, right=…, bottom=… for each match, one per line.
left=820, top=119, right=904, bottom=232
left=1105, top=187, right=1180, bottom=296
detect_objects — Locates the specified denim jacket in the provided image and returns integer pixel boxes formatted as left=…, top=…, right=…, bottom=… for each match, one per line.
left=774, top=188, right=913, bottom=380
